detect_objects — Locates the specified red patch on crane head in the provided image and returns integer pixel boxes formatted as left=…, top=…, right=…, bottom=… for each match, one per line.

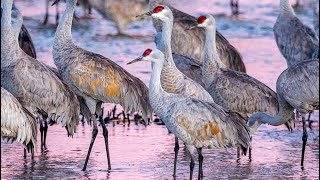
left=197, top=16, right=207, bottom=24
left=143, top=49, right=153, bottom=57
left=153, top=6, right=165, bottom=14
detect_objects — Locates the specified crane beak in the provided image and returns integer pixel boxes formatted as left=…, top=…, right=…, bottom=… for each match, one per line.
left=51, top=0, right=61, bottom=6
left=136, top=11, right=153, bottom=19
left=127, top=56, right=143, bottom=65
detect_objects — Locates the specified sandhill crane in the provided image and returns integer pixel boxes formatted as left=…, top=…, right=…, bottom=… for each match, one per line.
left=51, top=0, right=153, bottom=171
left=1, top=0, right=80, bottom=151
left=136, top=5, right=214, bottom=176
left=88, top=0, right=149, bottom=35
left=273, top=0, right=319, bottom=67
left=195, top=14, right=295, bottom=147
left=128, top=48, right=251, bottom=179
left=248, top=59, right=319, bottom=167
left=148, top=0, right=246, bottom=73
left=1, top=87, right=37, bottom=158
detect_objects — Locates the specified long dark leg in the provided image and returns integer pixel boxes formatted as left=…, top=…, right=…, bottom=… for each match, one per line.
left=100, top=116, right=112, bottom=170
left=55, top=2, right=59, bottom=25
left=197, top=148, right=203, bottom=179
left=43, top=119, right=48, bottom=150
left=301, top=114, right=309, bottom=167
left=189, top=155, right=195, bottom=180
left=82, top=114, right=98, bottom=171
left=24, top=149, right=27, bottom=159
left=43, top=0, right=49, bottom=25
left=31, top=148, right=34, bottom=159
left=237, top=147, right=240, bottom=159
left=40, top=120, right=44, bottom=151
left=173, top=137, right=179, bottom=177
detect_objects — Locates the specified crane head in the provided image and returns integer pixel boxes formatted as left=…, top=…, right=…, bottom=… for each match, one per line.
left=136, top=5, right=171, bottom=21
left=127, top=49, right=164, bottom=65
left=197, top=14, right=216, bottom=29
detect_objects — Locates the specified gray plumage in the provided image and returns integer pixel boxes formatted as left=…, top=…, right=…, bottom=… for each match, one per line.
left=149, top=0, right=246, bottom=73
left=88, top=0, right=149, bottom=35
left=248, top=59, right=319, bottom=167
left=1, top=0, right=80, bottom=138
left=1, top=87, right=37, bottom=153
left=198, top=14, right=295, bottom=132
left=149, top=5, right=213, bottom=102
left=52, top=0, right=153, bottom=170
left=132, top=48, right=250, bottom=179
left=273, top=0, right=319, bottom=67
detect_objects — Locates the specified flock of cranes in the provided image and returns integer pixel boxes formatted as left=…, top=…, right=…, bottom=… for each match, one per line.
left=1, top=0, right=319, bottom=179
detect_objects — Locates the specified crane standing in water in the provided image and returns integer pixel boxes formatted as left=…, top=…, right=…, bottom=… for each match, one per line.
left=1, top=87, right=37, bottom=158
left=128, top=48, right=251, bottom=180
left=52, top=0, right=153, bottom=171
left=248, top=60, right=319, bottom=168
left=273, top=0, right=319, bottom=67
left=1, top=0, right=80, bottom=151
left=148, top=0, right=246, bottom=73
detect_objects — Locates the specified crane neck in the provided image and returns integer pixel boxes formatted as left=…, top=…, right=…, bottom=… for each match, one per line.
left=280, top=0, right=294, bottom=15
left=11, top=5, right=23, bottom=44
left=158, top=15, right=177, bottom=67
left=54, top=0, right=76, bottom=47
left=249, top=98, right=294, bottom=134
left=149, top=60, right=167, bottom=103
left=203, top=25, right=226, bottom=88
left=1, top=0, right=21, bottom=67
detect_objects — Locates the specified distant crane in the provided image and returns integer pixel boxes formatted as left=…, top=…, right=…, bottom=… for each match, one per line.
left=128, top=48, right=251, bottom=180
left=148, top=0, right=246, bottom=73
left=1, top=0, right=80, bottom=151
left=248, top=60, right=319, bottom=168
left=88, top=0, right=149, bottom=35
left=1, top=87, right=37, bottom=158
left=52, top=0, right=153, bottom=171
left=273, top=0, right=319, bottom=67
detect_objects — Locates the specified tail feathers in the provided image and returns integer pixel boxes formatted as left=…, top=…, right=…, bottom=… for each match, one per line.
left=228, top=112, right=251, bottom=156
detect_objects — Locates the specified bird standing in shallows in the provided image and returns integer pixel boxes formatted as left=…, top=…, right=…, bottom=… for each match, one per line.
left=136, top=5, right=214, bottom=177
left=194, top=14, right=295, bottom=150
left=148, top=0, right=246, bottom=73
left=1, top=87, right=37, bottom=158
left=51, top=0, right=153, bottom=171
left=128, top=48, right=251, bottom=180
left=248, top=60, right=319, bottom=168
left=273, top=0, right=319, bottom=67
left=1, top=0, right=80, bottom=151
left=88, top=0, right=149, bottom=36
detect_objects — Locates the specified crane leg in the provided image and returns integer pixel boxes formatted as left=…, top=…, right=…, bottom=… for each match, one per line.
left=100, top=117, right=112, bottom=170
left=301, top=114, right=309, bottom=167
left=31, top=148, right=34, bottom=159
left=82, top=114, right=98, bottom=171
left=43, top=0, right=49, bottom=25
left=24, top=148, right=27, bottom=159
left=189, top=155, right=195, bottom=180
left=173, top=136, right=179, bottom=177
left=197, top=148, right=203, bottom=179
left=43, top=119, right=48, bottom=150
left=55, top=2, right=59, bottom=25
left=40, top=120, right=44, bottom=151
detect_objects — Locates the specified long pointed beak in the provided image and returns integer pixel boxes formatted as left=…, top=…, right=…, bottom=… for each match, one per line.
left=51, top=0, right=61, bottom=6
left=136, top=11, right=153, bottom=18
left=127, top=56, right=143, bottom=65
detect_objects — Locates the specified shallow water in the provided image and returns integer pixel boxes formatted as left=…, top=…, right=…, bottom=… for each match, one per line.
left=1, top=0, right=319, bottom=179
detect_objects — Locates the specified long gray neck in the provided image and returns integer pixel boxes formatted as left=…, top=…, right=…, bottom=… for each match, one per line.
left=280, top=0, right=294, bottom=15
left=149, top=61, right=167, bottom=104
left=1, top=0, right=21, bottom=67
left=203, top=25, right=226, bottom=88
left=54, top=0, right=75, bottom=47
left=158, top=15, right=176, bottom=67
left=11, top=5, right=23, bottom=43
left=249, top=98, right=294, bottom=134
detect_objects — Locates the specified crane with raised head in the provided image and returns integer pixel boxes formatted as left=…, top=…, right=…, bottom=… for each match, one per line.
left=128, top=48, right=251, bottom=180
left=148, top=0, right=246, bottom=73
left=1, top=0, right=80, bottom=151
left=273, top=0, right=319, bottom=66
left=194, top=14, right=296, bottom=153
left=1, top=87, right=37, bottom=158
left=51, top=0, right=153, bottom=171
left=248, top=59, right=319, bottom=168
